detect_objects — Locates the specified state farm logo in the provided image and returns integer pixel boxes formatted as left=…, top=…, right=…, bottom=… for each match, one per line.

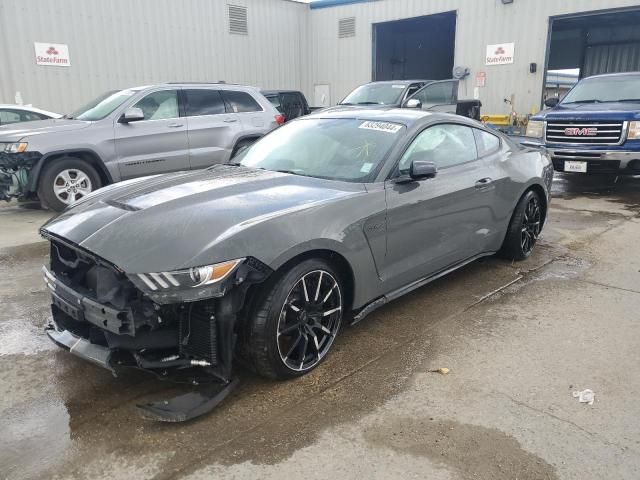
left=564, top=127, right=598, bottom=136
left=46, top=46, right=59, bottom=55
left=495, top=47, right=505, bottom=55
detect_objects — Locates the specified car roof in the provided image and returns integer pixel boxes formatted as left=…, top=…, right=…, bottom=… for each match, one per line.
left=0, top=104, right=61, bottom=117
left=261, top=90, right=303, bottom=95
left=305, top=107, right=471, bottom=127
left=363, top=80, right=431, bottom=86
left=584, top=72, right=640, bottom=80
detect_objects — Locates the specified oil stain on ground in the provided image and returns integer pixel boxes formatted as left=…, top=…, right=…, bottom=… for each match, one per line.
left=364, top=416, right=558, bottom=480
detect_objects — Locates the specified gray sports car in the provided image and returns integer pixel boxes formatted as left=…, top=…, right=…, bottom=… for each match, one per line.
left=41, top=108, right=552, bottom=420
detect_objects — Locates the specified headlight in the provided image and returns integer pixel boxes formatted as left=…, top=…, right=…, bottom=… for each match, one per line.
left=1, top=142, right=28, bottom=153
left=628, top=121, right=640, bottom=139
left=134, top=258, right=244, bottom=292
left=525, top=121, right=545, bottom=138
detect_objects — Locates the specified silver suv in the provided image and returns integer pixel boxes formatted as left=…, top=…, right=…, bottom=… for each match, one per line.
left=0, top=83, right=283, bottom=211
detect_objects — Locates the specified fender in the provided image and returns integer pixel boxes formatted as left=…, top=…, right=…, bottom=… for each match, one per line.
left=269, top=236, right=381, bottom=310
left=26, top=148, right=114, bottom=193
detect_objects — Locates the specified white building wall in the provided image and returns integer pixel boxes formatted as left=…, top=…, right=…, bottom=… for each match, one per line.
left=0, top=0, right=307, bottom=113
left=305, top=0, right=640, bottom=115
left=2, top=0, right=640, bottom=116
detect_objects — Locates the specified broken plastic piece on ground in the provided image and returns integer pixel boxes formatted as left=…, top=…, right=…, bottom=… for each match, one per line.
left=430, top=367, right=450, bottom=375
left=137, top=377, right=239, bottom=422
left=572, top=389, right=595, bottom=405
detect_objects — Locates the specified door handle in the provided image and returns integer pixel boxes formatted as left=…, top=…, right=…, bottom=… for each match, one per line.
left=167, top=123, right=184, bottom=128
left=223, top=118, right=238, bottom=123
left=475, top=178, right=493, bottom=188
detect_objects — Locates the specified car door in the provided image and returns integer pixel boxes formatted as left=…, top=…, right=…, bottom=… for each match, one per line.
left=220, top=89, right=266, bottom=133
left=473, top=128, right=513, bottom=251
left=280, top=92, right=305, bottom=121
left=184, top=88, right=242, bottom=169
left=114, top=88, right=189, bottom=179
left=382, top=123, right=495, bottom=291
left=405, top=80, right=459, bottom=113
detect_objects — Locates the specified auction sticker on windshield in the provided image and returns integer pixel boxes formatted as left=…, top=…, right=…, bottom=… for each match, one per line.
left=359, top=121, right=402, bottom=133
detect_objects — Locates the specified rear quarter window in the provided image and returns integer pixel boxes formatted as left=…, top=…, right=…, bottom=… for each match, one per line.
left=474, top=129, right=501, bottom=157
left=221, top=90, right=263, bottom=113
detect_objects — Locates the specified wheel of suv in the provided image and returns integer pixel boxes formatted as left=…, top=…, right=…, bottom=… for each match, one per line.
left=38, top=157, right=102, bottom=211
left=500, top=189, right=544, bottom=260
left=243, top=258, right=343, bottom=379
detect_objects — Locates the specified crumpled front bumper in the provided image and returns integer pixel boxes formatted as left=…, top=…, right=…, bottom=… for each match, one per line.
left=46, top=321, right=115, bottom=373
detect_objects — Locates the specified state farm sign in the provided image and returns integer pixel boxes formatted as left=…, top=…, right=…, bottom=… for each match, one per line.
left=486, top=43, right=514, bottom=66
left=34, top=42, right=71, bottom=67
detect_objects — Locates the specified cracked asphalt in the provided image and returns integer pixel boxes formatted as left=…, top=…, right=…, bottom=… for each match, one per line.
left=1, top=174, right=639, bottom=480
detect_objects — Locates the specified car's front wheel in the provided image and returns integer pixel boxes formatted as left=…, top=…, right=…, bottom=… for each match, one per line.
left=243, top=258, right=343, bottom=379
left=38, top=157, right=102, bottom=211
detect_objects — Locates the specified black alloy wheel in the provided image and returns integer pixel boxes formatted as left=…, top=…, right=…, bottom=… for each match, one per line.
left=276, top=269, right=342, bottom=372
left=521, top=195, right=542, bottom=254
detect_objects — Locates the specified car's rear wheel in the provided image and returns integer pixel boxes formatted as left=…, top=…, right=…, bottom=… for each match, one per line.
left=500, top=189, right=544, bottom=260
left=38, top=157, right=102, bottom=211
left=243, top=258, right=343, bottom=379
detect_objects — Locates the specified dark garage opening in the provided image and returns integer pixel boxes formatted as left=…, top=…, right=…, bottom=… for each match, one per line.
left=373, top=11, right=456, bottom=81
left=545, top=8, right=640, bottom=101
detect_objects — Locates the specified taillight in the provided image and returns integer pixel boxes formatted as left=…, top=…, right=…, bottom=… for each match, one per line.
left=275, top=114, right=285, bottom=126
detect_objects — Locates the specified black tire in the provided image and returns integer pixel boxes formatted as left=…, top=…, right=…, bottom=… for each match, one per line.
left=500, top=189, right=544, bottom=261
left=37, top=157, right=102, bottom=211
left=242, top=258, right=344, bottom=380
left=230, top=139, right=256, bottom=160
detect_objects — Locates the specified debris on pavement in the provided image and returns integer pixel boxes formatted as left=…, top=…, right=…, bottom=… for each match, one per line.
left=572, top=389, right=595, bottom=405
left=430, top=367, right=451, bottom=375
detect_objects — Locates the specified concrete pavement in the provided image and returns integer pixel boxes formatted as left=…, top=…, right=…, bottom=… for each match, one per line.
left=0, top=175, right=639, bottom=480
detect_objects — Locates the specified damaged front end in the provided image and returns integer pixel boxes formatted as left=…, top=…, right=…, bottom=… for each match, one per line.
left=0, top=151, right=40, bottom=201
left=41, top=232, right=272, bottom=421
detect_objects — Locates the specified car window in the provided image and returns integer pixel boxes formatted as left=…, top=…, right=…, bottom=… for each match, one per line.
left=22, top=111, right=49, bottom=121
left=411, top=81, right=457, bottom=106
left=133, top=90, right=179, bottom=120
left=237, top=118, right=405, bottom=182
left=220, top=90, right=262, bottom=113
left=474, top=129, right=501, bottom=157
left=266, top=94, right=282, bottom=112
left=71, top=89, right=136, bottom=121
left=185, top=89, right=225, bottom=116
left=404, top=83, right=422, bottom=100
left=281, top=92, right=305, bottom=120
left=0, top=110, right=22, bottom=125
left=398, top=123, right=477, bottom=173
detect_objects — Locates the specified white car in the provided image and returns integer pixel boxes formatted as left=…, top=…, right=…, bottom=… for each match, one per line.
left=0, top=104, right=61, bottom=126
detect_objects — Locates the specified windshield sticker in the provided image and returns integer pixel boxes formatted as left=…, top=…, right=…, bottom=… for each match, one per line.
left=392, top=85, right=405, bottom=89
left=359, top=121, right=403, bottom=134
left=360, top=163, right=373, bottom=173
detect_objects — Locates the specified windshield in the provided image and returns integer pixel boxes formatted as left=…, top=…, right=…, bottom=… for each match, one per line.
left=237, top=118, right=405, bottom=182
left=340, top=83, right=407, bottom=105
left=561, top=75, right=640, bottom=104
left=69, top=89, right=138, bottom=121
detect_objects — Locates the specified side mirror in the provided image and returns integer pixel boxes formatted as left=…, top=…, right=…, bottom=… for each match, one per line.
left=405, top=98, right=422, bottom=109
left=410, top=160, right=437, bottom=180
left=119, top=107, right=145, bottom=123
left=544, top=97, right=559, bottom=108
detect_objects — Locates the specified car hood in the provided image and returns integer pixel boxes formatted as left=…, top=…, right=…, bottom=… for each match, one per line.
left=534, top=102, right=640, bottom=122
left=41, top=165, right=365, bottom=273
left=0, top=118, right=91, bottom=141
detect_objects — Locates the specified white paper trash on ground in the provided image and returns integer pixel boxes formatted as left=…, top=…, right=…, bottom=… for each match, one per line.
left=572, top=389, right=595, bottom=405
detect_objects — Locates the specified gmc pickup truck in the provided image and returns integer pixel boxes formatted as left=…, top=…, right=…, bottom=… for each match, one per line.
left=525, top=72, right=640, bottom=175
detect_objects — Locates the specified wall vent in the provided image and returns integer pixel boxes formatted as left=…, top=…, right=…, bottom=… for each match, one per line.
left=228, top=4, right=248, bottom=35
left=338, top=17, right=356, bottom=38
